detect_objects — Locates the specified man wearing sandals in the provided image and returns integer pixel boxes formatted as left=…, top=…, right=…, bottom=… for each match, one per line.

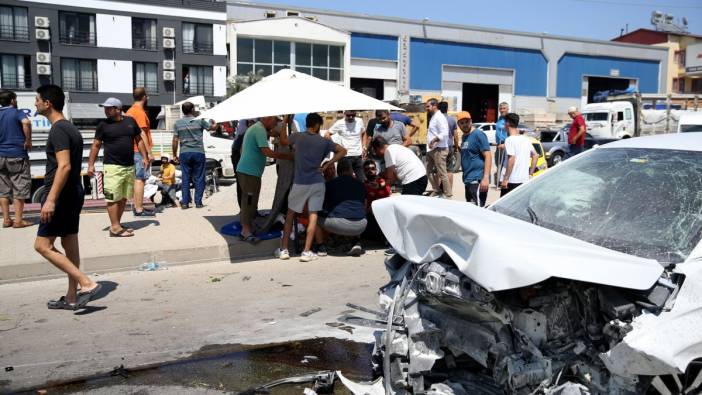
left=33, top=85, right=101, bottom=310
left=88, top=98, right=150, bottom=237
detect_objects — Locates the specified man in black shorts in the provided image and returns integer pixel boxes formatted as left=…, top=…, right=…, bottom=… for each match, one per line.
left=33, top=85, right=101, bottom=310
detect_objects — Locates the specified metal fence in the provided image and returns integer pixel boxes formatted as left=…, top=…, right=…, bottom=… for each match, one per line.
left=182, top=40, right=213, bottom=55
left=132, top=37, right=158, bottom=51
left=0, top=74, right=32, bottom=90
left=0, top=25, right=29, bottom=41
left=184, top=81, right=214, bottom=96
left=59, top=31, right=96, bottom=46
left=62, top=75, right=98, bottom=92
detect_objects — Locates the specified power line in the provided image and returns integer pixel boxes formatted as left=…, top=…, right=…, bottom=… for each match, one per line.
left=572, top=0, right=702, bottom=9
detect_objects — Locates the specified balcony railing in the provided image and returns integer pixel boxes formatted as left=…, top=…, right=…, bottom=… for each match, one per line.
left=0, top=25, right=29, bottom=41
left=59, top=31, right=96, bottom=46
left=61, top=75, right=97, bottom=92
left=134, top=80, right=159, bottom=93
left=184, top=81, right=213, bottom=96
left=182, top=40, right=213, bottom=55
left=0, top=74, right=32, bottom=90
left=132, top=37, right=158, bottom=51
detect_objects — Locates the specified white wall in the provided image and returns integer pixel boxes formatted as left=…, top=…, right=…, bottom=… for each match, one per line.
left=383, top=80, right=397, bottom=101
left=97, top=60, right=133, bottom=93
left=213, top=24, right=227, bottom=56
left=350, top=58, right=397, bottom=80
left=96, top=14, right=132, bottom=49
left=213, top=66, right=227, bottom=97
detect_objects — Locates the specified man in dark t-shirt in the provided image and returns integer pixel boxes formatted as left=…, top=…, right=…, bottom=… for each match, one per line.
left=34, top=85, right=101, bottom=310
left=88, top=97, right=150, bottom=236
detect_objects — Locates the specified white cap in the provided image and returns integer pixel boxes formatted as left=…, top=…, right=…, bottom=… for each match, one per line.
left=99, top=97, right=123, bottom=108
left=567, top=106, right=578, bottom=113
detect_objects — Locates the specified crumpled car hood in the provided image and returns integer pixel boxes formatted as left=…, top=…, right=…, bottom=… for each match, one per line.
left=373, top=196, right=664, bottom=291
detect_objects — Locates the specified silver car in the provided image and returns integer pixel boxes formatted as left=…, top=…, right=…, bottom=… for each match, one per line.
left=362, top=133, right=702, bottom=394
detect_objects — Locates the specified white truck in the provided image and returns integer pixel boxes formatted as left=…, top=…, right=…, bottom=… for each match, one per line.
left=583, top=93, right=701, bottom=139
left=15, top=91, right=104, bottom=202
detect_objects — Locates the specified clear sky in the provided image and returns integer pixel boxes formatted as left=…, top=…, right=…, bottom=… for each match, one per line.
left=254, top=0, right=702, bottom=40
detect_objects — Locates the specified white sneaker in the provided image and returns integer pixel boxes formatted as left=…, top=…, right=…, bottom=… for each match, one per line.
left=300, top=251, right=318, bottom=262
left=347, top=244, right=363, bottom=257
left=275, top=248, right=290, bottom=260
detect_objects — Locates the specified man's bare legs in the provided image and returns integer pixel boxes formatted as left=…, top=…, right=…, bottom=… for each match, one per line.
left=107, top=199, right=132, bottom=233
left=0, top=197, right=11, bottom=226
left=281, top=208, right=296, bottom=251
left=133, top=179, right=145, bottom=213
left=305, top=212, right=318, bottom=253
left=34, top=234, right=97, bottom=304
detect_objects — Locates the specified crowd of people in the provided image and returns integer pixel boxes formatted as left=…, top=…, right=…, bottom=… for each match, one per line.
left=0, top=81, right=591, bottom=307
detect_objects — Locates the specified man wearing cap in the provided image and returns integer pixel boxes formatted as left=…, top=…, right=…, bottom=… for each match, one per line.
left=88, top=98, right=150, bottom=237
left=567, top=106, right=586, bottom=158
left=457, top=112, right=492, bottom=207
left=172, top=101, right=216, bottom=209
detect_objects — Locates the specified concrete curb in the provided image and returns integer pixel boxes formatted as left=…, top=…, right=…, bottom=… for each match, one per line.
left=0, top=237, right=280, bottom=284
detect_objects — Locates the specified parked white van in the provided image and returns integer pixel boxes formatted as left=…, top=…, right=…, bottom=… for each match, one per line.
left=678, top=112, right=702, bottom=133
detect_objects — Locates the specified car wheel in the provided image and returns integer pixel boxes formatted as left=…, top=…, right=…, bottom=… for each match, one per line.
left=551, top=151, right=564, bottom=166
left=31, top=185, right=47, bottom=204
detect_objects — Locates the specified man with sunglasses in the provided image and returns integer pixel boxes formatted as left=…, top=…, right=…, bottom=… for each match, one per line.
left=327, top=110, right=366, bottom=181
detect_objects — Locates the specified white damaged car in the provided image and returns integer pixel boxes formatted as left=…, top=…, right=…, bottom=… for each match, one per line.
left=367, top=133, right=702, bottom=394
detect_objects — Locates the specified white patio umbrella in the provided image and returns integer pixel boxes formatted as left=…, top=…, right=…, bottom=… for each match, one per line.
left=200, top=69, right=402, bottom=123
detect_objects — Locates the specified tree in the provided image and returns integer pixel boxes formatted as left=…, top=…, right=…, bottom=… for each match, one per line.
left=226, top=70, right=265, bottom=98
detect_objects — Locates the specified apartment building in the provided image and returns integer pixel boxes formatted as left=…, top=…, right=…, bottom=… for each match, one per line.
left=0, top=0, right=227, bottom=117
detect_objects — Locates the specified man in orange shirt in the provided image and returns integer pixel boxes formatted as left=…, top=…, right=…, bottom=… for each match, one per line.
left=126, top=87, right=155, bottom=216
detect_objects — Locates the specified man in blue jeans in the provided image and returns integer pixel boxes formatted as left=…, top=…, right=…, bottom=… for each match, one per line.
left=172, top=102, right=215, bottom=209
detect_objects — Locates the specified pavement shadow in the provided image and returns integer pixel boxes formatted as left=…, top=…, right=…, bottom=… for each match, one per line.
left=120, top=219, right=159, bottom=231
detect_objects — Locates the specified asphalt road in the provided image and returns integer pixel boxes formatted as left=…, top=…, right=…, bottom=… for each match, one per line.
left=0, top=253, right=388, bottom=393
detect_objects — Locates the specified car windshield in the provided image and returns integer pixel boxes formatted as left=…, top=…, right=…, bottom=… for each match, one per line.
left=491, top=148, right=702, bottom=263
left=585, top=112, right=609, bottom=122
left=532, top=143, right=544, bottom=156
left=680, top=124, right=702, bottom=133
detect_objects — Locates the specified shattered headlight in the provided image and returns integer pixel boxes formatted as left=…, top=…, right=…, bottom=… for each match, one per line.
left=417, top=262, right=494, bottom=304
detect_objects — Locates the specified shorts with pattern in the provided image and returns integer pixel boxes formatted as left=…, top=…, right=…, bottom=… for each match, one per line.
left=103, top=164, right=135, bottom=202
left=0, top=157, right=31, bottom=200
left=288, top=183, right=325, bottom=213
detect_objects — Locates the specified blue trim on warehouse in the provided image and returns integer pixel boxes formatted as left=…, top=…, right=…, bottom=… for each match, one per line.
left=409, top=38, right=548, bottom=96
left=350, top=33, right=398, bottom=61
left=557, top=54, right=660, bottom=98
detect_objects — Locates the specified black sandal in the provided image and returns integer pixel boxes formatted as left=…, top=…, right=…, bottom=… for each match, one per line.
left=239, top=233, right=260, bottom=244
left=110, top=228, right=134, bottom=237
left=47, top=296, right=76, bottom=310
left=75, top=283, right=103, bottom=309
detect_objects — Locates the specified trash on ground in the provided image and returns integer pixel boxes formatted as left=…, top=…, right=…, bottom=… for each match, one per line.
left=300, top=307, right=322, bottom=317
left=242, top=276, right=251, bottom=282
left=138, top=262, right=165, bottom=271
left=236, top=370, right=336, bottom=395
left=208, top=276, right=222, bottom=283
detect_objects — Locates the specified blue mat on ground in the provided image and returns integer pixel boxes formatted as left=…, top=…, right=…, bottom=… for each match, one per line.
left=220, top=221, right=281, bottom=240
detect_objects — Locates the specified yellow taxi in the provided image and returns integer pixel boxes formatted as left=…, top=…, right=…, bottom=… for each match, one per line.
left=529, top=136, right=549, bottom=177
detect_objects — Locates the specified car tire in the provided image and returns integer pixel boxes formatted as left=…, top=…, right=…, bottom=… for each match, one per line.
left=31, top=185, right=47, bottom=204
left=551, top=151, right=564, bottom=166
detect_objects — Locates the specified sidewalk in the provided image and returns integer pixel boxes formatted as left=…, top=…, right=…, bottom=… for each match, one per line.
left=0, top=166, right=501, bottom=283
left=0, top=166, right=281, bottom=283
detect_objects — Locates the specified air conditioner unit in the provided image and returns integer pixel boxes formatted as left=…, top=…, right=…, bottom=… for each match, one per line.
left=37, top=64, right=51, bottom=75
left=163, top=70, right=175, bottom=81
left=163, top=60, right=175, bottom=70
left=163, top=27, right=175, bottom=38
left=35, top=28, right=50, bottom=40
left=163, top=38, right=175, bottom=49
left=36, top=52, right=51, bottom=63
left=35, top=16, right=50, bottom=28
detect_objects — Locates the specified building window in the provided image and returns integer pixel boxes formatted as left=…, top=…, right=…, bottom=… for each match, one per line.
left=0, top=54, right=31, bottom=89
left=134, top=62, right=158, bottom=93
left=692, top=79, right=702, bottom=94
left=674, top=50, right=686, bottom=67
left=236, top=38, right=290, bottom=77
left=61, top=58, right=97, bottom=91
left=182, top=23, right=213, bottom=54
left=132, top=18, right=157, bottom=51
left=295, top=43, right=343, bottom=82
left=0, top=6, right=29, bottom=41
left=59, top=12, right=96, bottom=46
left=673, top=78, right=685, bottom=93
left=183, top=65, right=213, bottom=96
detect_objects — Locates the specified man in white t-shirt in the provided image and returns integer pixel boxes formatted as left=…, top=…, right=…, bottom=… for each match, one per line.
left=326, top=110, right=366, bottom=181
left=500, top=113, right=538, bottom=196
left=371, top=136, right=427, bottom=195
left=425, top=99, right=452, bottom=198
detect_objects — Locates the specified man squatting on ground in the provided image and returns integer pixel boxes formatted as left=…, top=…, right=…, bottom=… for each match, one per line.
left=33, top=85, right=101, bottom=310
left=88, top=97, right=150, bottom=238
